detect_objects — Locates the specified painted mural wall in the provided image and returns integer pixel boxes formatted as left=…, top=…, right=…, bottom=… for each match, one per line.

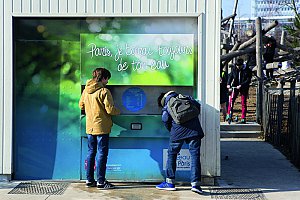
left=13, top=17, right=198, bottom=180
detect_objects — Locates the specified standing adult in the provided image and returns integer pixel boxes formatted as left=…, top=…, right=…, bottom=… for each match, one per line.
left=226, top=58, right=252, bottom=124
left=79, top=67, right=120, bottom=189
left=156, top=91, right=205, bottom=194
left=262, top=34, right=277, bottom=80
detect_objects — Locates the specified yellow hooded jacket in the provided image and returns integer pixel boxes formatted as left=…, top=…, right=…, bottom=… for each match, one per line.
left=79, top=79, right=120, bottom=135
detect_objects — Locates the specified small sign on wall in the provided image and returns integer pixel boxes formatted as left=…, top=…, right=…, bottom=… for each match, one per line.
left=107, top=164, right=122, bottom=172
left=163, top=149, right=191, bottom=171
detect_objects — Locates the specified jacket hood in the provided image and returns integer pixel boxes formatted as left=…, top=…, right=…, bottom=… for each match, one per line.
left=85, top=79, right=104, bottom=94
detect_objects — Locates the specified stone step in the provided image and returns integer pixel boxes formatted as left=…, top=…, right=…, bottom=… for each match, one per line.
left=220, top=130, right=263, bottom=138
left=220, top=121, right=262, bottom=132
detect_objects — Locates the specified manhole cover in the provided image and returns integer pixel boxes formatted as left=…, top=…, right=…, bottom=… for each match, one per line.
left=8, top=182, right=69, bottom=195
left=210, top=187, right=267, bottom=199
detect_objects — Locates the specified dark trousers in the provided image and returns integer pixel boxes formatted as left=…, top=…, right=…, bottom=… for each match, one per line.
left=86, top=134, right=109, bottom=184
left=166, top=137, right=201, bottom=186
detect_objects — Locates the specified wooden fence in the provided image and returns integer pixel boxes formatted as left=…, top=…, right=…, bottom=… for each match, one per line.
left=263, top=86, right=300, bottom=169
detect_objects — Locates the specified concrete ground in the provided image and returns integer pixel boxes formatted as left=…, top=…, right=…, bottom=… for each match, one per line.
left=220, top=138, right=300, bottom=200
left=1, top=138, right=300, bottom=199
left=0, top=182, right=212, bottom=200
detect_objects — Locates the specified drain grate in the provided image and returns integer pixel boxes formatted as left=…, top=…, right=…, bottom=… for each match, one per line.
left=8, top=181, right=69, bottom=195
left=210, top=187, right=267, bottom=199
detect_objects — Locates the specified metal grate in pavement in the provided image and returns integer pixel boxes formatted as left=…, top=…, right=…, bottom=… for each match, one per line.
left=8, top=181, right=69, bottom=195
left=210, top=187, right=267, bottom=199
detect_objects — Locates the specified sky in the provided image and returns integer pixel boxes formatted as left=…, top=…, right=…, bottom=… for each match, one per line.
left=222, top=0, right=252, bottom=18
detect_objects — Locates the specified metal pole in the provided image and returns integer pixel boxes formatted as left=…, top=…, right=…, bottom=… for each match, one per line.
left=256, top=17, right=263, bottom=124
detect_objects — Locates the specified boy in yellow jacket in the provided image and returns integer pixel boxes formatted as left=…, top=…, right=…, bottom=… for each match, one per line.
left=79, top=67, right=120, bottom=189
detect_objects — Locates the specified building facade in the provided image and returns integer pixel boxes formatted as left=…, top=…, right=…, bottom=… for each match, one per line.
left=230, top=0, right=300, bottom=41
left=1, top=0, right=221, bottom=183
left=252, top=0, right=300, bottom=18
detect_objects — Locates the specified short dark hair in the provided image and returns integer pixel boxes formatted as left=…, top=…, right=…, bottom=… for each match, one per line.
left=92, top=68, right=111, bottom=82
left=157, top=92, right=166, bottom=107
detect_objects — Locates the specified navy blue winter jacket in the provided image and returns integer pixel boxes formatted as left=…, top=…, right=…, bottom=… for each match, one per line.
left=162, top=92, right=205, bottom=142
left=227, top=65, right=252, bottom=92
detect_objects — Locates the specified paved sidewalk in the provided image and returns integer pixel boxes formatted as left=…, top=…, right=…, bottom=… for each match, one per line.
left=1, top=138, right=300, bottom=199
left=219, top=138, right=300, bottom=200
left=0, top=182, right=212, bottom=200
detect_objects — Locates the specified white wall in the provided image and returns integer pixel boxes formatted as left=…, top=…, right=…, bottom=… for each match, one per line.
left=0, top=0, right=13, bottom=180
left=198, top=0, right=221, bottom=177
left=0, top=0, right=4, bottom=177
left=12, top=0, right=201, bottom=16
left=0, top=0, right=221, bottom=179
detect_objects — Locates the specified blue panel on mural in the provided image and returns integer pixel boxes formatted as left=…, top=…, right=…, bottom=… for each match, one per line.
left=122, top=87, right=146, bottom=112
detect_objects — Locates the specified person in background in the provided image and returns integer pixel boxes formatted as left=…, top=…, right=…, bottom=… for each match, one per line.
left=226, top=58, right=252, bottom=124
left=220, top=63, right=228, bottom=122
left=79, top=67, right=120, bottom=189
left=262, top=34, right=277, bottom=80
left=156, top=91, right=205, bottom=194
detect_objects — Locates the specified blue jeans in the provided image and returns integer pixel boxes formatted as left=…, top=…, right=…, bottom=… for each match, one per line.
left=166, top=137, right=201, bottom=186
left=86, top=134, right=109, bottom=184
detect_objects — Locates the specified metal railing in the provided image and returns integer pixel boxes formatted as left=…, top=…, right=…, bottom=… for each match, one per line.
left=263, top=86, right=300, bottom=169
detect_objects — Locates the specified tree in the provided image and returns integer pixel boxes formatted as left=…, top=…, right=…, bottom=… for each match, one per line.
left=284, top=0, right=300, bottom=65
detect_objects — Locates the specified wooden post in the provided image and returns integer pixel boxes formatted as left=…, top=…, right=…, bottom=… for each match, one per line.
left=222, top=40, right=241, bottom=68
left=228, top=0, right=239, bottom=39
left=222, top=38, right=229, bottom=73
left=222, top=38, right=229, bottom=56
left=229, top=40, right=241, bottom=65
left=280, top=30, right=286, bottom=46
left=278, top=78, right=285, bottom=95
left=220, top=47, right=255, bottom=62
left=256, top=17, right=263, bottom=124
left=238, top=21, right=278, bottom=50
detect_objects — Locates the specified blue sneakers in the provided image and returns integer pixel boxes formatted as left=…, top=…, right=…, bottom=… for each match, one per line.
left=191, top=186, right=203, bottom=194
left=155, top=182, right=176, bottom=191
